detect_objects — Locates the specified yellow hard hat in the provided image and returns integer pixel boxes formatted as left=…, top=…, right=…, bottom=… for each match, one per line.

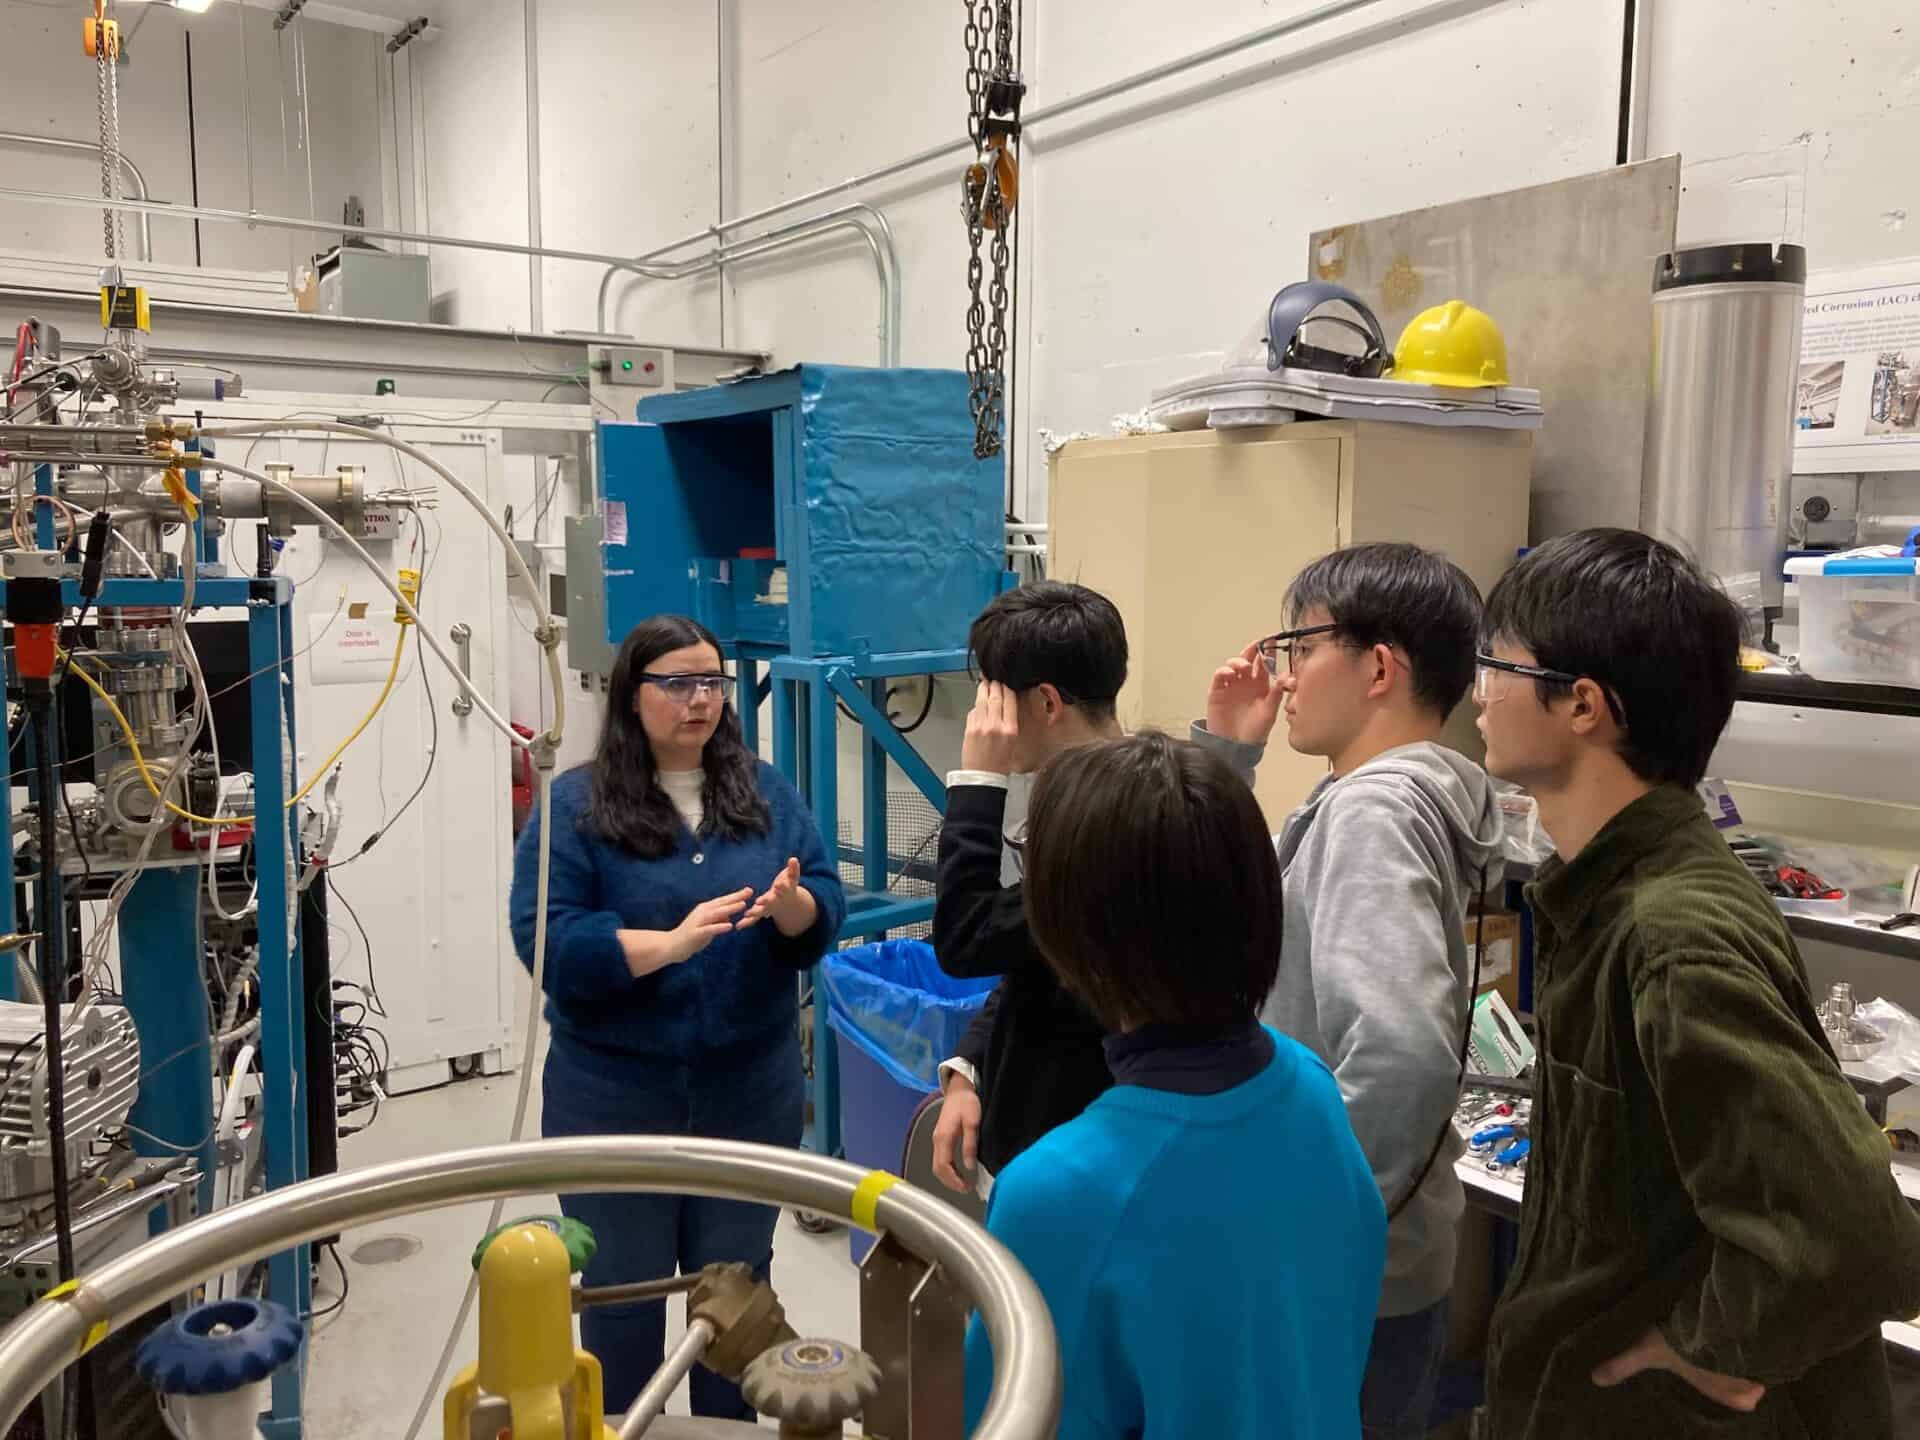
left=1391, top=301, right=1511, bottom=388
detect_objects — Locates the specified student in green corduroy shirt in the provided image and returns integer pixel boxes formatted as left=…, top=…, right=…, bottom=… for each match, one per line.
left=1474, top=528, right=1920, bottom=1440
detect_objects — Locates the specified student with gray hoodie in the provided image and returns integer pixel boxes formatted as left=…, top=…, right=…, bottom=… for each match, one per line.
left=1194, top=542, right=1500, bottom=1440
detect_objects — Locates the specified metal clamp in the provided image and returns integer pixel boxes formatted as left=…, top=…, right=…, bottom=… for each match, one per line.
left=449, top=622, right=474, bottom=718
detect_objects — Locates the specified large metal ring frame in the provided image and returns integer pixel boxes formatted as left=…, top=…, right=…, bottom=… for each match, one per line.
left=0, top=1137, right=1061, bottom=1439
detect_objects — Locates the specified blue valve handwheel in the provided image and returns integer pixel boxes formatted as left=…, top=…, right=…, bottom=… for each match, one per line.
left=135, top=1298, right=305, bottom=1396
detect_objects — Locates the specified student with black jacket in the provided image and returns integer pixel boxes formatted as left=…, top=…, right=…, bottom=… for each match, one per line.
left=928, top=581, right=1127, bottom=1191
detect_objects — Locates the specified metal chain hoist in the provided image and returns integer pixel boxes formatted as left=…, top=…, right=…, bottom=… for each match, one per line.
left=961, top=0, right=1024, bottom=460
left=84, top=0, right=125, bottom=261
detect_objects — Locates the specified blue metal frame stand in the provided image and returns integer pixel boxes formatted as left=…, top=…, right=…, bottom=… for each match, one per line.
left=0, top=574, right=310, bottom=1437
left=749, top=645, right=966, bottom=1159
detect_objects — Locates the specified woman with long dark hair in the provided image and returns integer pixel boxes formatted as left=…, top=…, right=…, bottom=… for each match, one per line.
left=508, top=614, right=845, bottom=1419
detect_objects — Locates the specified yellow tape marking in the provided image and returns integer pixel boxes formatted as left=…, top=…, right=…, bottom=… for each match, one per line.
left=41, top=1282, right=108, bottom=1355
left=851, top=1171, right=901, bottom=1232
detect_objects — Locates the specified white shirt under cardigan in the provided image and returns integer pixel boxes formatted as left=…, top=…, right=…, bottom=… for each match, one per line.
left=658, top=768, right=705, bottom=831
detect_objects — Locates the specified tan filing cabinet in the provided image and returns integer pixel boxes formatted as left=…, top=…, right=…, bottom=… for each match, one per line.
left=1047, top=420, right=1533, bottom=826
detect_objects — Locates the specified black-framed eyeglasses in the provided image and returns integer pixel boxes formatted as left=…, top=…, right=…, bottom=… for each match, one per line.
left=1473, top=652, right=1625, bottom=724
left=639, top=672, right=734, bottom=705
left=1254, top=623, right=1344, bottom=676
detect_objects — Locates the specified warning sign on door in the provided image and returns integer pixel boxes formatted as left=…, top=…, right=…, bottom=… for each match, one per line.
left=310, top=607, right=401, bottom=687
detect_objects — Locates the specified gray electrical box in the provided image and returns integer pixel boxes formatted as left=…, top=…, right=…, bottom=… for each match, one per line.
left=315, top=246, right=432, bottom=324
left=564, top=512, right=614, bottom=679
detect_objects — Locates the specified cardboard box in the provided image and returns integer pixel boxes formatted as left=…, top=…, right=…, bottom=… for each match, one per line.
left=1466, top=909, right=1523, bottom=1014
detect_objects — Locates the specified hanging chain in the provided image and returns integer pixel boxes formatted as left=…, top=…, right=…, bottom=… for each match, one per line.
left=106, top=35, right=126, bottom=260
left=961, top=0, right=1022, bottom=460
left=97, top=41, right=116, bottom=260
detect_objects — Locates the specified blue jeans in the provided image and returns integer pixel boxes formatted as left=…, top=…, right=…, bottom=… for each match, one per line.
left=1361, top=1298, right=1450, bottom=1439
left=541, top=1035, right=805, bottom=1419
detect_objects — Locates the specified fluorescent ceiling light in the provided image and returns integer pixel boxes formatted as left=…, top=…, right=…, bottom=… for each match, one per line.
left=174, top=0, right=219, bottom=11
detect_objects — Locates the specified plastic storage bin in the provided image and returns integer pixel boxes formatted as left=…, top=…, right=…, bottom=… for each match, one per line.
left=821, top=940, right=996, bottom=1262
left=1785, top=554, right=1920, bottom=689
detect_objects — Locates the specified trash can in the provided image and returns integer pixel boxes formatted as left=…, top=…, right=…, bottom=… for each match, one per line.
left=821, top=940, right=997, bottom=1261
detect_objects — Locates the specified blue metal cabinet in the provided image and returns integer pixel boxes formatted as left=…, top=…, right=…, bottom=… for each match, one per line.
left=599, top=365, right=1005, bottom=660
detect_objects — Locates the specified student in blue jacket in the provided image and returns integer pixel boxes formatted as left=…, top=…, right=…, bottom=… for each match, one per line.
left=964, top=732, right=1386, bottom=1440
left=508, top=613, right=845, bottom=1419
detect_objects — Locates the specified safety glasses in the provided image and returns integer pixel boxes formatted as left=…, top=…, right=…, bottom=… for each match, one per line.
left=639, top=672, right=734, bottom=705
left=1473, top=653, right=1625, bottom=724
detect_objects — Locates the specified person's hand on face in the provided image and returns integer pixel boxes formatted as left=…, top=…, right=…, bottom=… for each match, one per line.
left=1206, top=641, right=1286, bottom=746
left=736, top=857, right=819, bottom=937
left=961, top=680, right=1021, bottom=774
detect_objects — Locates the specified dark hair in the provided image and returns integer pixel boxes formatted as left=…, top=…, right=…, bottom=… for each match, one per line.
left=968, top=581, right=1128, bottom=722
left=1022, top=732, right=1281, bottom=1032
left=585, top=615, right=770, bottom=858
left=1480, top=528, right=1743, bottom=787
left=1286, top=541, right=1482, bottom=716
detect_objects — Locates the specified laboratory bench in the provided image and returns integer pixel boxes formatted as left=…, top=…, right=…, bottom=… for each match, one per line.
left=1455, top=1148, right=1920, bottom=1356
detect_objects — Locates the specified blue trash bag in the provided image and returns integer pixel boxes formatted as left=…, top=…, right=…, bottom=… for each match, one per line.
left=821, top=939, right=998, bottom=1093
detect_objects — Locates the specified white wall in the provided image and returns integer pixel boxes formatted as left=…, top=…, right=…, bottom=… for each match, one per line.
left=538, top=0, right=723, bottom=348
left=1647, top=1, right=1920, bottom=271
left=404, top=0, right=530, bottom=329
left=0, top=0, right=389, bottom=276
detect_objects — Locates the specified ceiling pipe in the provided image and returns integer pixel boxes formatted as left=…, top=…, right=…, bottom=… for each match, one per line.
left=596, top=203, right=899, bottom=365
left=0, top=134, right=155, bottom=262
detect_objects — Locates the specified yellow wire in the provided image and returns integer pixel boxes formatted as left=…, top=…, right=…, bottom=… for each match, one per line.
left=61, top=625, right=410, bottom=823
left=285, top=625, right=408, bottom=807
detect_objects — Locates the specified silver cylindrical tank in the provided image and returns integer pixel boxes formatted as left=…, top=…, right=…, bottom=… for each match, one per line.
left=1640, top=242, right=1807, bottom=611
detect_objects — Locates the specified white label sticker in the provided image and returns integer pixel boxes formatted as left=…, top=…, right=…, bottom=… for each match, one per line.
left=309, top=610, right=400, bottom=686
left=601, top=499, right=628, bottom=547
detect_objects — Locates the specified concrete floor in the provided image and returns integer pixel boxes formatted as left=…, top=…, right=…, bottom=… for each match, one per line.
left=301, top=1051, right=863, bottom=1434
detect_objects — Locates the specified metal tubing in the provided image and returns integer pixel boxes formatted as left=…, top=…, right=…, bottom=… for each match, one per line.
left=0, top=188, right=896, bottom=362
left=594, top=204, right=900, bottom=362
left=574, top=1274, right=700, bottom=1311
left=0, top=133, right=154, bottom=261
left=0, top=185, right=895, bottom=346
left=0, top=187, right=684, bottom=272
left=616, top=1318, right=714, bottom=1440
left=0, top=1138, right=1060, bottom=1440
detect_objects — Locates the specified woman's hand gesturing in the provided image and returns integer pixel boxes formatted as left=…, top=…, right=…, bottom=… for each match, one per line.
left=618, top=888, right=753, bottom=978
left=736, top=857, right=819, bottom=938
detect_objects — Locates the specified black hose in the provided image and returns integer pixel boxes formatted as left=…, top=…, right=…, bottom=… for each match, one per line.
left=27, top=694, right=84, bottom=1440
left=27, top=697, right=76, bottom=1283
left=892, top=676, right=938, bottom=735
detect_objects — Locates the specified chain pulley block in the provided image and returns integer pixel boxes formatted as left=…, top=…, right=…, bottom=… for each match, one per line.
left=961, top=0, right=1025, bottom=460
